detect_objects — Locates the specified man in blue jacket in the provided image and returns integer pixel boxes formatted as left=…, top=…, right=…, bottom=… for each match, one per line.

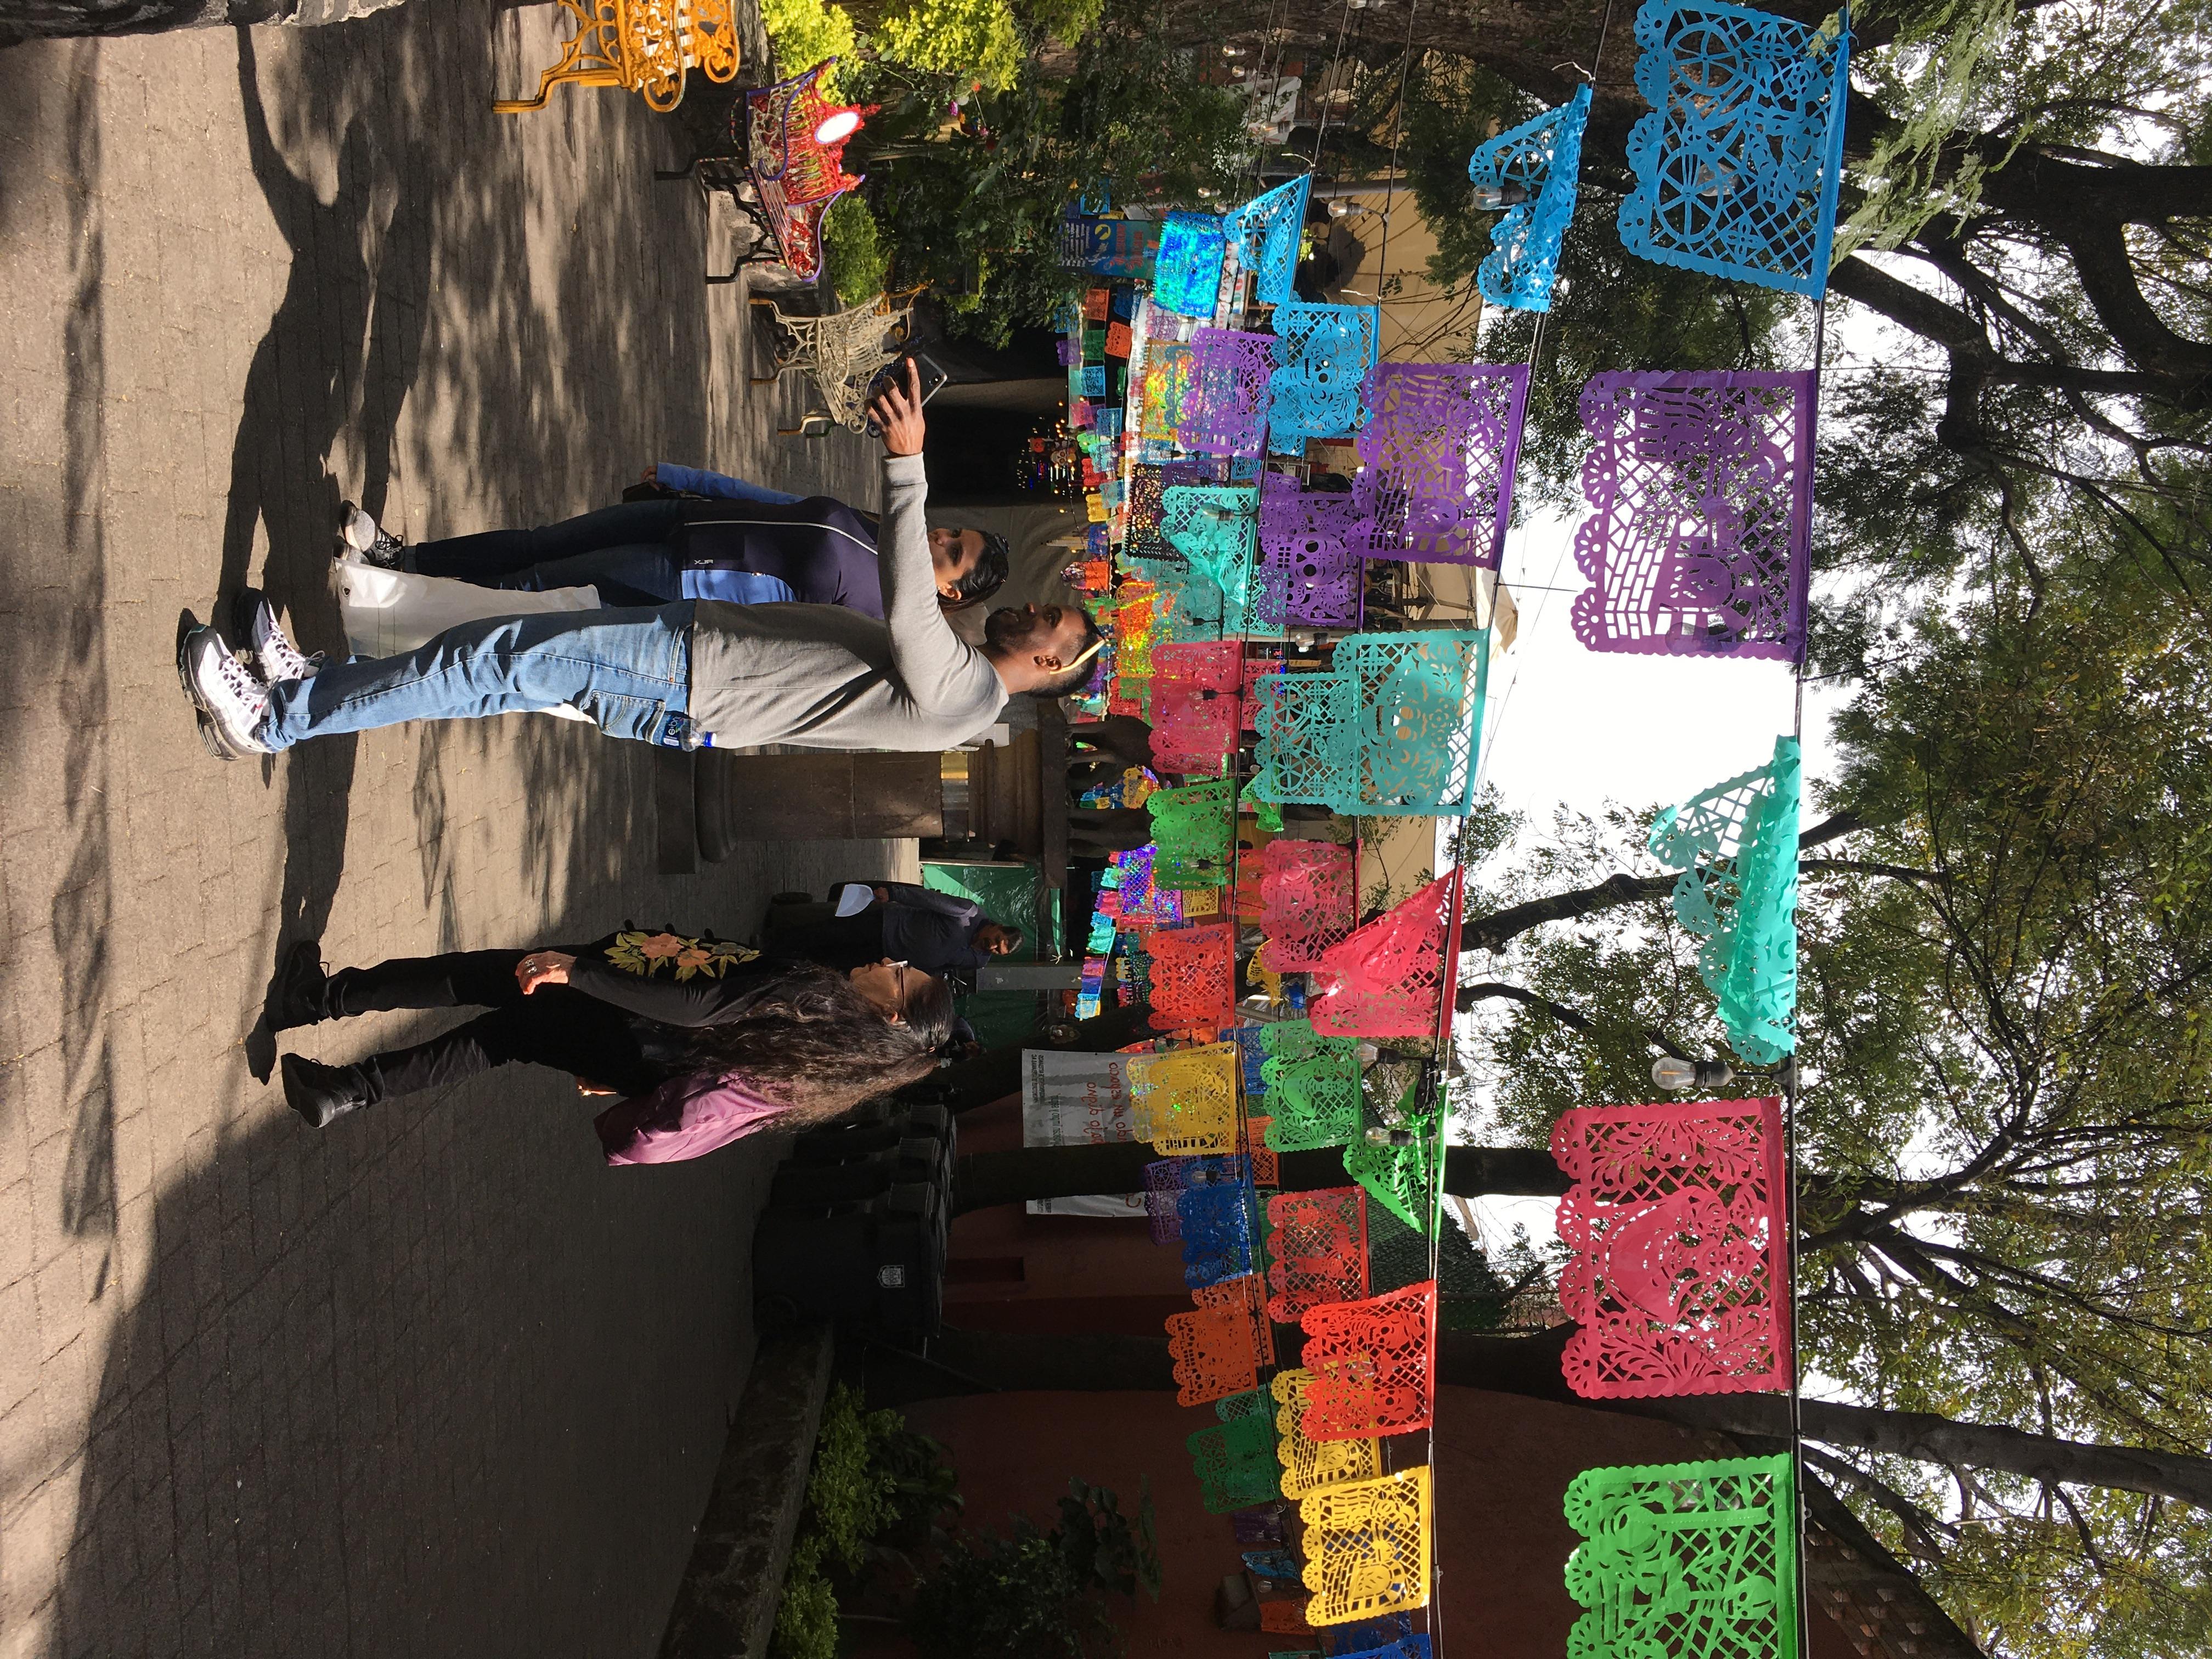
left=766, top=880, right=1023, bottom=975
left=335, top=462, right=1010, bottom=618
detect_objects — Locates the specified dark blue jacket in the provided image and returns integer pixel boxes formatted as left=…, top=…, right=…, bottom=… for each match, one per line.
left=672, top=495, right=888, bottom=619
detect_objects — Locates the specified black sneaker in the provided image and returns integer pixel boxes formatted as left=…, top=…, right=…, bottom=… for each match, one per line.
left=280, top=1054, right=375, bottom=1128
left=338, top=500, right=407, bottom=569
left=267, top=940, right=330, bottom=1031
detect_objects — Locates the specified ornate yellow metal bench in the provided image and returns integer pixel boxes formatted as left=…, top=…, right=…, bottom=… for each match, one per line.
left=494, top=0, right=740, bottom=114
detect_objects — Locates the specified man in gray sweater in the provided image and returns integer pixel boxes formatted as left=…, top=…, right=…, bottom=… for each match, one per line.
left=178, top=362, right=1101, bottom=760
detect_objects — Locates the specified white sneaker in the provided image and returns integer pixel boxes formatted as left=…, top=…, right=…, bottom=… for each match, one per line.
left=248, top=596, right=319, bottom=685
left=338, top=500, right=405, bottom=569
left=178, top=626, right=273, bottom=759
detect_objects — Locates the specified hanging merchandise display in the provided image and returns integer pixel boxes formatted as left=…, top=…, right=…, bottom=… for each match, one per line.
left=1550, top=1097, right=1792, bottom=1398
left=1468, top=85, right=1593, bottom=312
left=1148, top=776, right=1238, bottom=887
left=1308, top=872, right=1460, bottom=1039
left=1354, top=363, right=1530, bottom=568
left=1188, top=1410, right=1284, bottom=1513
left=1342, top=1118, right=1444, bottom=1233
left=1319, top=1613, right=1419, bottom=1656
left=1256, top=839, right=1358, bottom=972
left=1260, top=1025, right=1363, bottom=1153
left=1058, top=206, right=1165, bottom=277
left=1167, top=1273, right=1275, bottom=1405
left=1562, top=1455, right=1799, bottom=1659
left=1340, top=631, right=1491, bottom=815
left=1159, top=484, right=1265, bottom=640
left=1648, top=735, right=1802, bottom=1062
left=1136, top=340, right=1199, bottom=459
left=1143, top=1153, right=1248, bottom=1244
left=1225, top=174, right=1313, bottom=309
left=1145, top=926, right=1240, bottom=1030
left=1299, top=1279, right=1440, bottom=1439
left=1263, top=1187, right=1370, bottom=1322
left=1181, top=1176, right=1259, bottom=1287
left=1269, top=303, right=1383, bottom=455
left=1570, top=371, right=1814, bottom=660
left=1251, top=633, right=1488, bottom=816
left=1300, top=1467, right=1434, bottom=1625
left=1154, top=211, right=1231, bottom=317
left=1150, top=641, right=1245, bottom=773
left=1331, top=1639, right=1432, bottom=1659
left=1618, top=0, right=1852, bottom=297
left=1272, top=1368, right=1384, bottom=1500
left=1178, top=329, right=1277, bottom=459
left=1126, top=460, right=1226, bottom=560
left=1254, top=472, right=1369, bottom=630
left=1128, top=1041, right=1241, bottom=1153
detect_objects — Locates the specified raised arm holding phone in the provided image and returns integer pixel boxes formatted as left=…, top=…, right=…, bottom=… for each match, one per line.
left=182, top=362, right=1106, bottom=763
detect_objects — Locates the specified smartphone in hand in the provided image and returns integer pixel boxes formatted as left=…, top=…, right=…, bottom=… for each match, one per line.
left=866, top=353, right=950, bottom=435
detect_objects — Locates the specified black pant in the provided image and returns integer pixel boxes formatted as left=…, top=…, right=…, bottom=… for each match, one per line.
left=407, top=501, right=686, bottom=608
left=326, top=949, right=659, bottom=1102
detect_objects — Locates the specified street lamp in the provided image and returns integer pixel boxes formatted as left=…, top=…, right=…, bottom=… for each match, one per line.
left=1651, top=1054, right=1734, bottom=1092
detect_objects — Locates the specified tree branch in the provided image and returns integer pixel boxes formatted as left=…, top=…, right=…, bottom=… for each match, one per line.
left=1454, top=812, right=1862, bottom=955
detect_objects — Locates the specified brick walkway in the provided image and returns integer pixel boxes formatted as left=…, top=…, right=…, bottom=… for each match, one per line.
left=0, top=13, right=896, bottom=1656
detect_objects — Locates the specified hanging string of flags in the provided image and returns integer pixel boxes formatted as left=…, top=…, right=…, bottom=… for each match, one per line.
left=1053, top=1, right=1849, bottom=1648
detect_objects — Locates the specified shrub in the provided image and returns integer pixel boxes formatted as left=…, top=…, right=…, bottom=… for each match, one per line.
left=760, top=0, right=860, bottom=94
left=770, top=1387, right=961, bottom=1659
left=874, top=0, right=1025, bottom=89
left=822, top=195, right=891, bottom=307
left=906, top=1480, right=1160, bottom=1659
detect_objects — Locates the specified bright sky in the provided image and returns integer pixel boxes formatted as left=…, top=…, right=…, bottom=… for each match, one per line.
left=1479, top=505, right=1844, bottom=828
left=1444, top=506, right=1852, bottom=1254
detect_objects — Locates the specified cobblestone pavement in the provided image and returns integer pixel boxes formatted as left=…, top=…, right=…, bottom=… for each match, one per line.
left=0, top=13, right=897, bottom=1656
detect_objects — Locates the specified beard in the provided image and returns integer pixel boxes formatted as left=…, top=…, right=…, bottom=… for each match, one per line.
left=982, top=606, right=1032, bottom=651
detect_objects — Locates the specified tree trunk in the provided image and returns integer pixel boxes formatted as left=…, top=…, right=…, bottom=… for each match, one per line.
left=893, top=1326, right=2212, bottom=1510
left=951, top=1139, right=1570, bottom=1213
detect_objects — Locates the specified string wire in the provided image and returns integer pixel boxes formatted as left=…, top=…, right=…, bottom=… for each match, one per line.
left=1308, top=0, right=1362, bottom=171
left=1782, top=275, right=1830, bottom=1659
left=1374, top=0, right=1423, bottom=342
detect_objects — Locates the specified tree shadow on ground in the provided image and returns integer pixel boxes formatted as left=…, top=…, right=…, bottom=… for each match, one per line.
left=24, top=3, right=812, bottom=1653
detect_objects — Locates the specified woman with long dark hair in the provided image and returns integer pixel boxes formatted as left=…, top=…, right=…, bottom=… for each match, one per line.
left=269, top=930, right=951, bottom=1163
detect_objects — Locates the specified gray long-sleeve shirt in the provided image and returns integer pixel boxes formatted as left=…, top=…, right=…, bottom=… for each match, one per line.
left=684, top=454, right=1008, bottom=749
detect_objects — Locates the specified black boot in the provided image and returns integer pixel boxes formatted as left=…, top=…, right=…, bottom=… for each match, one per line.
left=280, top=1054, right=375, bottom=1128
left=267, top=940, right=331, bottom=1032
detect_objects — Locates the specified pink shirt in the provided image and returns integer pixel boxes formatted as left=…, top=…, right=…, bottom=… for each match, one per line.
left=594, top=1070, right=792, bottom=1165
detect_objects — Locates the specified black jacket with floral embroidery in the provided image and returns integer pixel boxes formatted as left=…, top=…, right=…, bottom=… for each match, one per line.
left=565, top=930, right=781, bottom=1028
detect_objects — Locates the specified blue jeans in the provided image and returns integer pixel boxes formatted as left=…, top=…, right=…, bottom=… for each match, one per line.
left=258, top=604, right=695, bottom=751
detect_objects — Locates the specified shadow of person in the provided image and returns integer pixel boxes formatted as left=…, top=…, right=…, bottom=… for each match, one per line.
left=214, top=27, right=433, bottom=1077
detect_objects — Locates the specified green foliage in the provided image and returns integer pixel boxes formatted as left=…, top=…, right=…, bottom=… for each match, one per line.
left=759, top=0, right=859, bottom=91
left=877, top=0, right=1026, bottom=89
left=863, top=0, right=1249, bottom=345
left=1400, top=56, right=1543, bottom=292
left=822, top=194, right=891, bottom=306
left=1459, top=510, right=2212, bottom=1655
left=906, top=1480, right=1161, bottom=1659
left=771, top=1387, right=962, bottom=1659
left=769, top=1566, right=841, bottom=1659
left=1012, top=0, right=1102, bottom=44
